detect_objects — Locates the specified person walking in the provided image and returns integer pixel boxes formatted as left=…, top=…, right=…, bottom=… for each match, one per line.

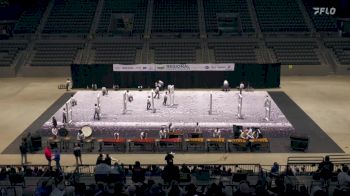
left=73, top=143, right=82, bottom=166
left=44, top=146, right=52, bottom=166
left=19, top=141, right=28, bottom=165
left=239, top=82, right=245, bottom=94
left=54, top=150, right=62, bottom=171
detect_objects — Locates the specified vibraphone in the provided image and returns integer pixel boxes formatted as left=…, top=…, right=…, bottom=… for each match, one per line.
left=250, top=138, right=270, bottom=152
left=227, top=139, right=249, bottom=151
left=185, top=138, right=205, bottom=151
left=97, top=138, right=127, bottom=152
left=128, top=138, right=156, bottom=152
left=157, top=138, right=183, bottom=151
left=206, top=138, right=226, bottom=152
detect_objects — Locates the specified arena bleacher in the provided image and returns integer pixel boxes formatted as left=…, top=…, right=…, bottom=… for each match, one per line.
left=42, top=0, right=97, bottom=34
left=0, top=154, right=349, bottom=195
left=0, top=40, right=28, bottom=67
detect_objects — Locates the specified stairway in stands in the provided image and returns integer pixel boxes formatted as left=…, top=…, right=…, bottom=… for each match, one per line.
left=197, top=0, right=209, bottom=63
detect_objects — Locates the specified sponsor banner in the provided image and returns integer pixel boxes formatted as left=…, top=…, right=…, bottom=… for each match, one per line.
left=113, top=64, right=235, bottom=72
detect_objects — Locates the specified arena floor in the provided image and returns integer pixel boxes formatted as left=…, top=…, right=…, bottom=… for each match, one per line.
left=0, top=76, right=349, bottom=166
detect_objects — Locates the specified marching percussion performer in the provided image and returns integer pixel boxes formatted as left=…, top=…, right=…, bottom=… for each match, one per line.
left=94, top=104, right=100, bottom=120
left=213, top=128, right=221, bottom=138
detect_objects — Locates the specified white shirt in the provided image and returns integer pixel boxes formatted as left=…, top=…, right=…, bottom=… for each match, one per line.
left=239, top=83, right=244, bottom=89
left=338, top=171, right=350, bottom=187
left=77, top=132, right=85, bottom=141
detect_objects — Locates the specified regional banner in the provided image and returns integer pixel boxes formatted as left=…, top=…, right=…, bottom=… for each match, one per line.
left=113, top=64, right=235, bottom=72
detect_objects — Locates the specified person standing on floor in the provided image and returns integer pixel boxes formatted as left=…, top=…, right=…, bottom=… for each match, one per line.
left=239, top=82, right=245, bottom=94
left=94, top=104, right=100, bottom=120
left=154, top=86, right=160, bottom=99
left=54, top=150, right=61, bottom=171
left=62, top=108, right=67, bottom=124
left=65, top=78, right=71, bottom=91
left=19, top=141, right=28, bottom=165
left=73, top=143, right=82, bottom=166
left=44, top=146, right=52, bottom=166
left=52, top=117, right=57, bottom=128
left=146, top=96, right=151, bottom=110
left=163, top=92, right=168, bottom=106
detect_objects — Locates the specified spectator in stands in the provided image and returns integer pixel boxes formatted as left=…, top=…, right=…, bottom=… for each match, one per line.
left=151, top=165, right=162, bottom=176
left=132, top=161, right=145, bottom=183
left=166, top=180, right=184, bottom=196
left=318, top=155, right=334, bottom=187
left=19, top=141, right=28, bottom=165
left=95, top=162, right=111, bottom=175
left=165, top=152, right=175, bottom=163
left=162, top=157, right=180, bottom=183
left=44, top=146, right=52, bottom=166
left=115, top=182, right=128, bottom=196
left=235, top=181, right=252, bottom=196
left=270, top=162, right=280, bottom=177
left=73, top=143, right=82, bottom=166
left=111, top=162, right=125, bottom=176
left=54, top=150, right=61, bottom=171
left=96, top=154, right=103, bottom=165
left=284, top=165, right=295, bottom=176
left=52, top=116, right=57, bottom=129
left=180, top=164, right=190, bottom=173
left=105, top=154, right=112, bottom=166
left=299, top=185, right=310, bottom=196
left=337, top=166, right=350, bottom=188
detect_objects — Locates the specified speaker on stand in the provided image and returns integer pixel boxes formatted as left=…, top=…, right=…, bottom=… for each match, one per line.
left=290, top=134, right=309, bottom=151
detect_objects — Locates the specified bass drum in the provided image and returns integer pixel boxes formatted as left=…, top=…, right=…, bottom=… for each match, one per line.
left=81, top=126, right=92, bottom=138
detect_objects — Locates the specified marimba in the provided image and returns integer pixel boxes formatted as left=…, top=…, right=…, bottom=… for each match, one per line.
left=128, top=138, right=156, bottom=152
left=98, top=138, right=127, bottom=152
left=157, top=138, right=182, bottom=151
left=185, top=138, right=205, bottom=151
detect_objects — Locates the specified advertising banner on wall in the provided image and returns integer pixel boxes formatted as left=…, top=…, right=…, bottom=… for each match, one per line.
left=112, top=64, right=235, bottom=72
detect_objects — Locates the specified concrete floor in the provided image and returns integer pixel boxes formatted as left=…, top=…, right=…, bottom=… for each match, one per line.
left=0, top=76, right=349, bottom=166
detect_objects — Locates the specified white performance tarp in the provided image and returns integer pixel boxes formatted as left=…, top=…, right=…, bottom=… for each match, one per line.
left=113, top=64, right=235, bottom=72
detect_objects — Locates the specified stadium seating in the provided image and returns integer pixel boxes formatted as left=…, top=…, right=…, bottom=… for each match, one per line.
left=208, top=40, right=258, bottom=63
left=203, top=0, right=254, bottom=33
left=151, top=41, right=200, bottom=64
left=266, top=39, right=321, bottom=65
left=324, top=39, right=350, bottom=65
left=30, top=41, right=84, bottom=66
left=253, top=0, right=309, bottom=32
left=91, top=40, right=143, bottom=64
left=0, top=40, right=28, bottom=66
left=42, top=0, right=97, bottom=34
left=152, top=0, right=199, bottom=33
left=97, top=0, right=147, bottom=34
left=302, top=0, right=338, bottom=32
left=13, top=3, right=47, bottom=34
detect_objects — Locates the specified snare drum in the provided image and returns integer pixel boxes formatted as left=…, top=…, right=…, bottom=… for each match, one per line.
left=81, top=126, right=93, bottom=138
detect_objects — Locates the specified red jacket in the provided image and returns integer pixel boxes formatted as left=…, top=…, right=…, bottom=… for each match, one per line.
left=44, top=147, right=52, bottom=160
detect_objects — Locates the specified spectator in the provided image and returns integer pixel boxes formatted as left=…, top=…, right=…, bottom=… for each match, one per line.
left=299, top=185, right=310, bottom=196
left=54, top=150, right=61, bottom=171
left=96, top=154, right=103, bottom=165
left=165, top=152, right=175, bottom=163
left=180, top=164, right=190, bottom=173
left=162, top=159, right=180, bottom=183
left=19, top=141, right=28, bottom=165
left=270, top=162, right=279, bottom=177
left=105, top=154, right=112, bottom=166
left=132, top=161, right=145, bottom=183
left=73, top=143, right=82, bottom=166
left=167, top=180, right=184, bottom=196
left=111, top=162, right=124, bottom=175
left=151, top=165, right=162, bottom=176
left=284, top=165, right=295, bottom=176
left=95, top=162, right=111, bottom=175
left=44, top=146, right=52, bottom=166
left=318, top=156, right=334, bottom=187
left=337, top=166, right=350, bottom=188
left=115, top=182, right=128, bottom=196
